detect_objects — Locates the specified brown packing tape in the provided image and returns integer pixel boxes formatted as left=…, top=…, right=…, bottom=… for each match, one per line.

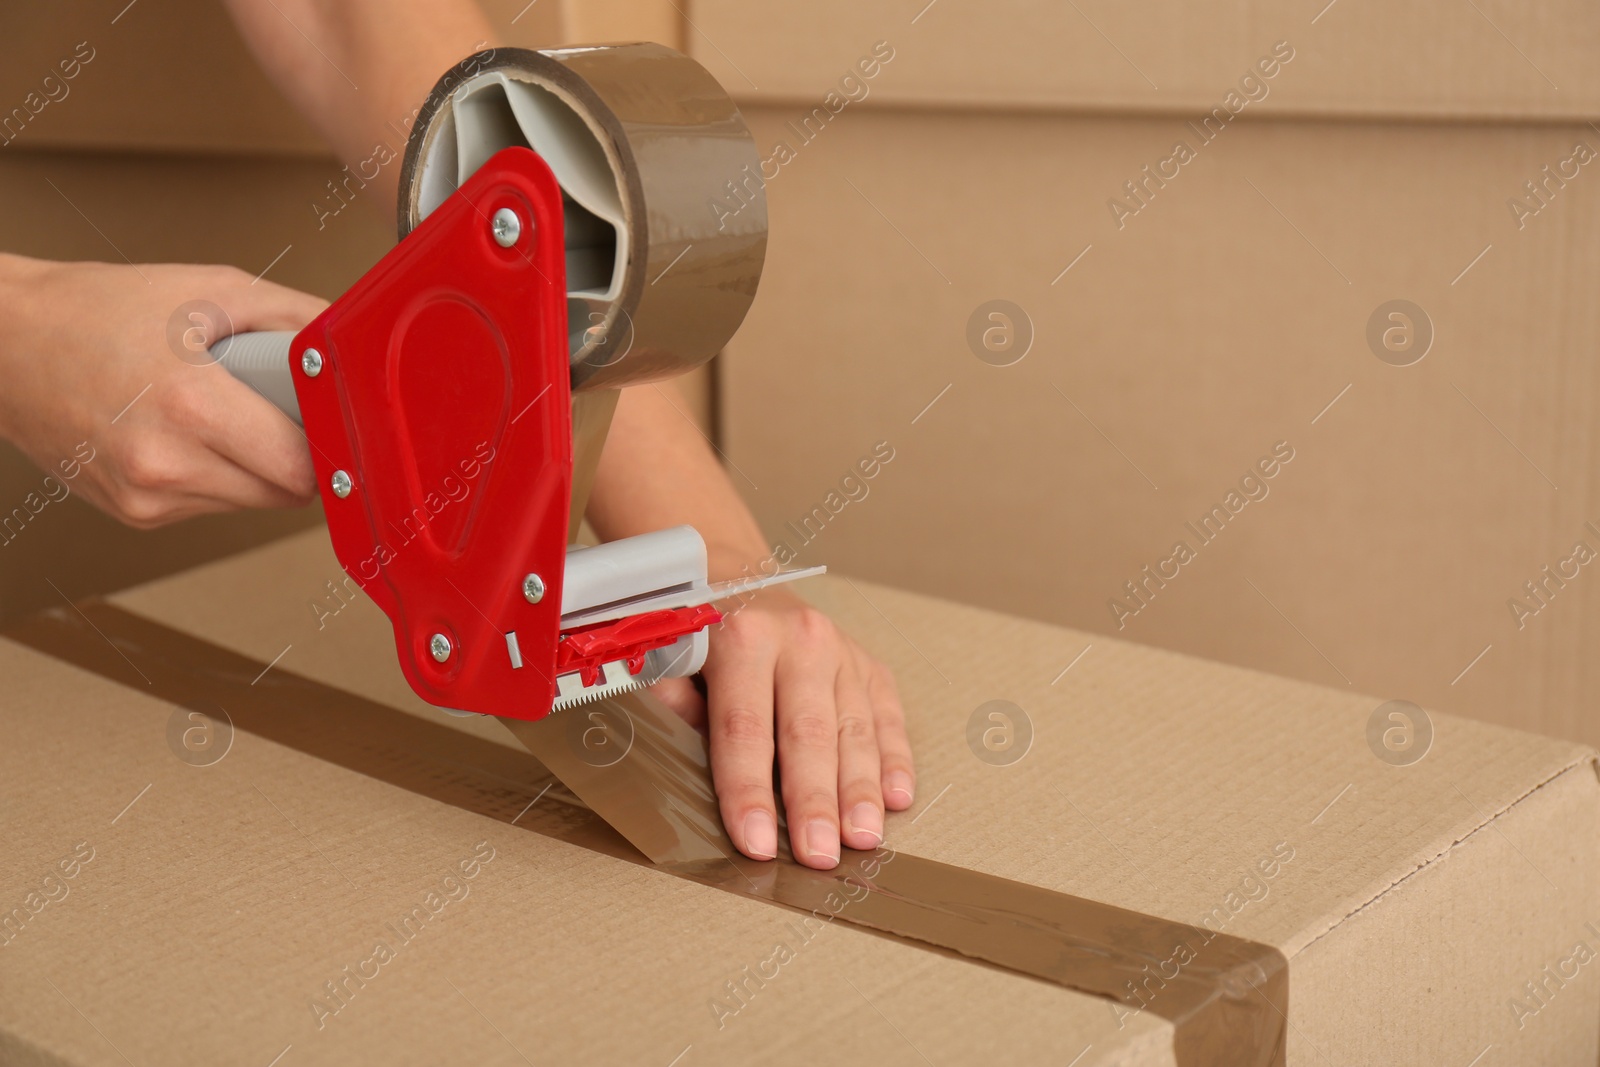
left=567, top=389, right=619, bottom=541
left=398, top=45, right=768, bottom=393
left=7, top=600, right=1288, bottom=1066
left=508, top=699, right=1288, bottom=1066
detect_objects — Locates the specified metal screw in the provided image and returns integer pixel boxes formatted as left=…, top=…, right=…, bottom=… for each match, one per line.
left=491, top=208, right=522, bottom=248
left=330, top=470, right=353, bottom=498
left=301, top=348, right=323, bottom=377
left=430, top=633, right=453, bottom=662
left=522, top=573, right=546, bottom=604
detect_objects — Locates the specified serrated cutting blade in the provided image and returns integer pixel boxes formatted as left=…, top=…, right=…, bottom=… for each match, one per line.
left=551, top=658, right=655, bottom=712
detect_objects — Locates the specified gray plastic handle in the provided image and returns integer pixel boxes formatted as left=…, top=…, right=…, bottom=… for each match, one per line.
left=209, top=331, right=301, bottom=424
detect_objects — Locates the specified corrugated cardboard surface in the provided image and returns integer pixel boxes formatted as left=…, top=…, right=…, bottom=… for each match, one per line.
left=687, top=0, right=1596, bottom=119
left=0, top=529, right=1581, bottom=1062
left=1, top=643, right=1167, bottom=1067
left=716, top=104, right=1600, bottom=751
left=1289, top=766, right=1599, bottom=1063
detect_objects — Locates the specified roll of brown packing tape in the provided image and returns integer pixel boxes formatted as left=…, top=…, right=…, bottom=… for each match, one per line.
left=397, top=45, right=767, bottom=393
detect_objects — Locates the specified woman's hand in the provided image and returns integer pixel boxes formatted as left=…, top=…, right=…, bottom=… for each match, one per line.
left=649, top=587, right=917, bottom=870
left=0, top=254, right=327, bottom=527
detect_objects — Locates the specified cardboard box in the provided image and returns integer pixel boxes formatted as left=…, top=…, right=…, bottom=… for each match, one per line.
left=683, top=0, right=1600, bottom=753
left=712, top=98, right=1600, bottom=750
left=1, top=528, right=1595, bottom=1064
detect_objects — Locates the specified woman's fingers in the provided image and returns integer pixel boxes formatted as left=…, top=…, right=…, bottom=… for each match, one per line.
left=703, top=632, right=782, bottom=861
left=862, top=651, right=916, bottom=810
left=187, top=371, right=317, bottom=501
left=772, top=613, right=845, bottom=869
left=835, top=655, right=884, bottom=850
left=190, top=275, right=329, bottom=500
left=97, top=413, right=309, bottom=528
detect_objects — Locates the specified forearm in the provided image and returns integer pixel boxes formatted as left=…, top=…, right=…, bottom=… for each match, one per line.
left=220, top=0, right=496, bottom=216
left=587, top=383, right=772, bottom=581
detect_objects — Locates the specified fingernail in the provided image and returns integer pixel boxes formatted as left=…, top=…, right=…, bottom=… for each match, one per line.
left=844, top=803, right=883, bottom=845
left=885, top=772, right=914, bottom=808
left=743, top=809, right=778, bottom=859
left=804, top=819, right=840, bottom=866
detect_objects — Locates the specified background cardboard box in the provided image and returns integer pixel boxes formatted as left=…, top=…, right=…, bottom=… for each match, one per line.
left=4, top=529, right=1597, bottom=1064
left=683, top=1, right=1600, bottom=749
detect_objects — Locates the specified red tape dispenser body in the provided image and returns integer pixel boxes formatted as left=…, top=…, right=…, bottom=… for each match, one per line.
left=290, top=147, right=572, bottom=721
left=207, top=51, right=813, bottom=722
left=272, top=146, right=815, bottom=721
